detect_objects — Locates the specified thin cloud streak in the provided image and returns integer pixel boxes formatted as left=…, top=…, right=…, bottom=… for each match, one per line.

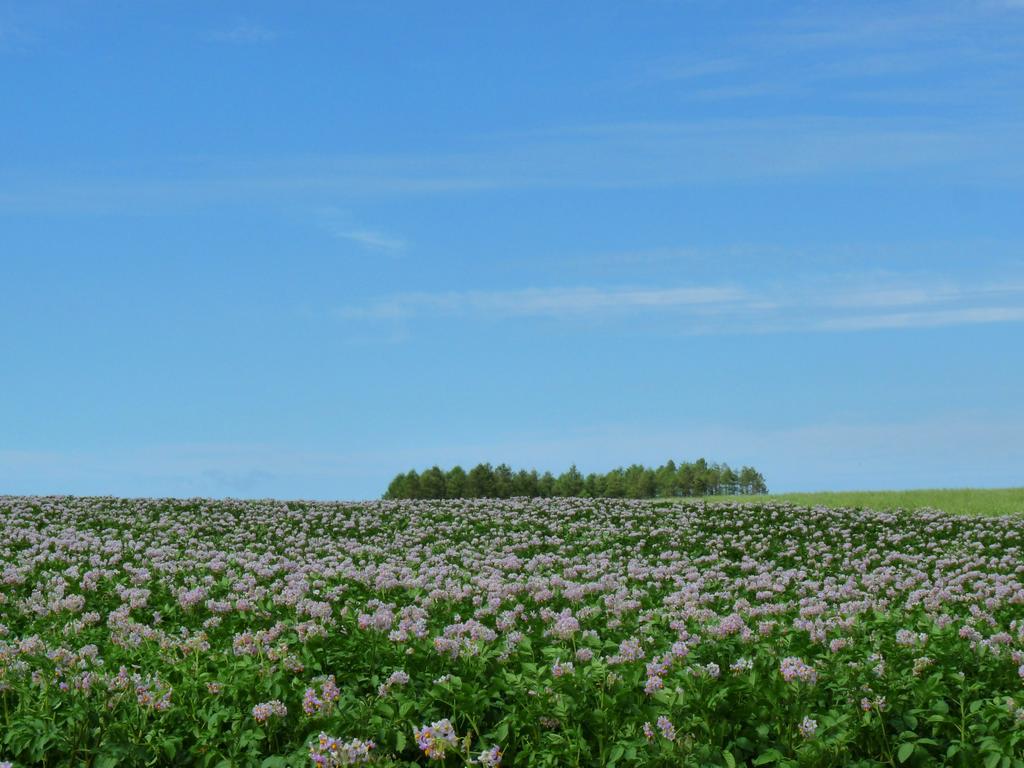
left=338, top=285, right=748, bottom=320
left=203, top=22, right=277, bottom=44
left=338, top=275, right=1024, bottom=333
left=318, top=209, right=407, bottom=253
left=3, top=115, right=1022, bottom=215
left=648, top=57, right=744, bottom=81
left=331, top=228, right=406, bottom=253
left=764, top=8, right=964, bottom=49
left=817, top=306, right=1024, bottom=331
left=624, top=3, right=1024, bottom=110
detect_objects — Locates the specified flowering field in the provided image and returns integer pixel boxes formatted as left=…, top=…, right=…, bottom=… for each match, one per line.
left=1, top=496, right=1023, bottom=767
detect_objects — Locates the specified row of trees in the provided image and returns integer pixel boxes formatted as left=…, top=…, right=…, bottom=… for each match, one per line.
left=383, top=459, right=767, bottom=500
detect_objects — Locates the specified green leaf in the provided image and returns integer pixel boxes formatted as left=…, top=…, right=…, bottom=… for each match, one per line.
left=984, top=753, right=1001, bottom=768
left=608, top=744, right=625, bottom=763
left=396, top=731, right=406, bottom=753
left=653, top=689, right=675, bottom=706
left=897, top=743, right=915, bottom=763
left=261, top=758, right=288, bottom=768
left=723, top=750, right=738, bottom=768
left=95, top=756, right=119, bottom=768
left=753, top=748, right=784, bottom=765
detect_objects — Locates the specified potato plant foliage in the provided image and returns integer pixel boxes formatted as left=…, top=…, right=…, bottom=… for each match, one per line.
left=1, top=495, right=1023, bottom=767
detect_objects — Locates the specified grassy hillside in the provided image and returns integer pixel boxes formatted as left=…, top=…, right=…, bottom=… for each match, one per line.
left=681, top=487, right=1024, bottom=516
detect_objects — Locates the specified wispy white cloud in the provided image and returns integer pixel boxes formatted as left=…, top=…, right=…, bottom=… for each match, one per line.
left=649, top=57, right=744, bottom=81
left=338, top=274, right=1024, bottom=334
left=688, top=82, right=803, bottom=101
left=0, top=10, right=31, bottom=52
left=822, top=279, right=1024, bottom=309
left=318, top=209, right=406, bottom=253
left=203, top=22, right=277, bottom=44
left=2, top=114, right=1021, bottom=215
left=332, top=228, right=406, bottom=253
left=816, top=306, right=1024, bottom=331
left=764, top=8, right=963, bottom=49
left=625, top=2, right=1024, bottom=109
left=339, top=285, right=747, bottom=320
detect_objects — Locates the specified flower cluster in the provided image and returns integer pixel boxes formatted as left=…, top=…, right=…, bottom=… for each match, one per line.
left=798, top=716, right=818, bottom=739
left=134, top=675, right=173, bottom=711
left=656, top=715, right=676, bottom=741
left=473, top=745, right=503, bottom=766
left=303, top=675, right=341, bottom=716
left=377, top=669, right=410, bottom=697
left=729, top=657, right=753, bottom=674
left=895, top=629, right=928, bottom=647
left=861, top=695, right=888, bottom=712
left=252, top=700, right=288, bottom=724
left=551, top=658, right=574, bottom=677
left=413, top=719, right=459, bottom=760
left=309, top=733, right=376, bottom=766
left=780, top=656, right=817, bottom=685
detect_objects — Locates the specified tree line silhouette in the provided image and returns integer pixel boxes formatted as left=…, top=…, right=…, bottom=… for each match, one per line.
left=383, top=459, right=767, bottom=500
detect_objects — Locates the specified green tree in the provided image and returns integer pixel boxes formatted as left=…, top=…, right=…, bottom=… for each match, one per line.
left=718, top=463, right=738, bottom=494
left=383, top=471, right=408, bottom=499
left=554, top=464, right=585, bottom=497
left=514, top=469, right=539, bottom=497
left=537, top=471, right=556, bottom=497
left=404, top=469, right=422, bottom=499
left=655, top=460, right=679, bottom=497
left=603, top=468, right=626, bottom=498
left=622, top=464, right=656, bottom=498
left=445, top=466, right=467, bottom=498
left=494, top=463, right=515, bottom=498
left=691, top=458, right=710, bottom=496
left=583, top=473, right=604, bottom=498
left=739, top=466, right=768, bottom=494
left=676, top=463, right=695, bottom=496
left=466, top=463, right=496, bottom=498
left=420, top=466, right=447, bottom=499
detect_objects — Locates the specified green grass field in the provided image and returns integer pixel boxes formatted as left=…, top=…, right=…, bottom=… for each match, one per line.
left=679, top=487, right=1024, bottom=516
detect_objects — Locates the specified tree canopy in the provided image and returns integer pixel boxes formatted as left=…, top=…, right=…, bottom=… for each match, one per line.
left=383, top=460, right=767, bottom=500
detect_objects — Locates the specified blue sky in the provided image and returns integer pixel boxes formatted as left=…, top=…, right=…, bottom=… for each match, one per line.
left=2, top=1, right=1023, bottom=499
